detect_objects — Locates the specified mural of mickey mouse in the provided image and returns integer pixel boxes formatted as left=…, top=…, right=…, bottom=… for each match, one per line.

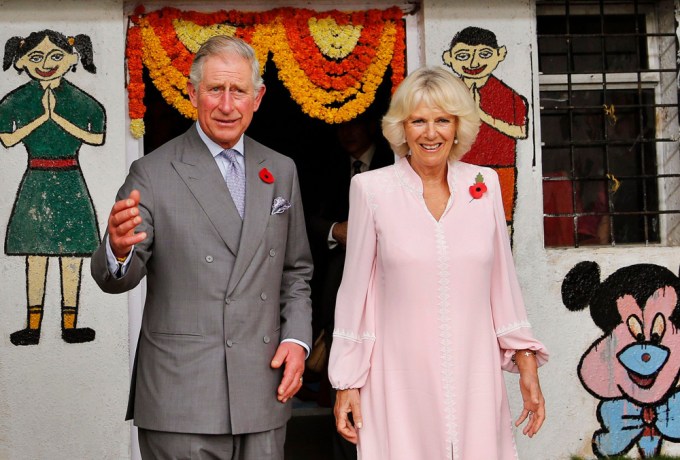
left=562, top=261, right=680, bottom=458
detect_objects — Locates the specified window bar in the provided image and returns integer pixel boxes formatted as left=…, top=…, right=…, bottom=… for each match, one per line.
left=630, top=0, right=652, bottom=244
left=598, top=0, right=615, bottom=245
left=563, top=0, right=581, bottom=247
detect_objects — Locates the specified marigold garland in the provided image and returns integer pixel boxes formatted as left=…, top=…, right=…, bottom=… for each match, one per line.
left=139, top=15, right=196, bottom=119
left=126, top=23, right=145, bottom=121
left=126, top=7, right=405, bottom=138
left=269, top=18, right=397, bottom=123
left=282, top=9, right=384, bottom=92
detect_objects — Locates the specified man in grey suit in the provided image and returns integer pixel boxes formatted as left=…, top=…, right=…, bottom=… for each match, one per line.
left=91, top=36, right=313, bottom=459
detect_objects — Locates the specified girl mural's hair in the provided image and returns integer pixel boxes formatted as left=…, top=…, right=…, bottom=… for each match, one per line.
left=3, top=29, right=96, bottom=73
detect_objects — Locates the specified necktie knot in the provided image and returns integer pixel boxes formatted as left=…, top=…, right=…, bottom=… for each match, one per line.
left=223, top=148, right=238, bottom=163
left=352, top=159, right=363, bottom=176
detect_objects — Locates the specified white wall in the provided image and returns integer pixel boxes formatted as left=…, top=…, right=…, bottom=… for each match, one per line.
left=0, top=1, right=130, bottom=458
left=1, top=0, right=680, bottom=459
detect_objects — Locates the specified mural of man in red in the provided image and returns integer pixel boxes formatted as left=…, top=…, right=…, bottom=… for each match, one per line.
left=443, top=26, right=528, bottom=233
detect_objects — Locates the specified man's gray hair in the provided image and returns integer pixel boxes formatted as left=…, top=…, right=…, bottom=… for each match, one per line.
left=189, top=35, right=263, bottom=92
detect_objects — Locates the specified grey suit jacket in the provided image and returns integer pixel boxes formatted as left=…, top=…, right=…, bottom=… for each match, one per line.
left=91, top=125, right=313, bottom=435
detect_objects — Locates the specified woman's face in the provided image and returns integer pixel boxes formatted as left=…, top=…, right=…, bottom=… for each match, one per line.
left=16, top=37, right=77, bottom=82
left=404, top=102, right=457, bottom=168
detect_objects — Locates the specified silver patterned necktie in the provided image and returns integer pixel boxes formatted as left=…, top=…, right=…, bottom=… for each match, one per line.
left=222, top=149, right=246, bottom=218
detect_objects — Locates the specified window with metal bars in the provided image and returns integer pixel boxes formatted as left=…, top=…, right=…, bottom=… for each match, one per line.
left=537, top=0, right=680, bottom=247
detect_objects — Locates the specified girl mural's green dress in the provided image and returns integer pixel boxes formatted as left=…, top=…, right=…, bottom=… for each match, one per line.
left=0, top=79, right=105, bottom=256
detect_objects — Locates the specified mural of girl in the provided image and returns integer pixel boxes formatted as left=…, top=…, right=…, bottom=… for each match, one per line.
left=0, top=30, right=106, bottom=345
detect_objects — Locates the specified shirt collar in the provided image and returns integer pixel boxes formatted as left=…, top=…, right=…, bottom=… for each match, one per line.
left=195, top=122, right=245, bottom=159
left=352, top=143, right=376, bottom=168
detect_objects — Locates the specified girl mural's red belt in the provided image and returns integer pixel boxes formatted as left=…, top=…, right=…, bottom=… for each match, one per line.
left=29, top=158, right=78, bottom=169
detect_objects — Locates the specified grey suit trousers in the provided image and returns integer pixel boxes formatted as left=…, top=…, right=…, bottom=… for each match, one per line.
left=138, top=426, right=286, bottom=460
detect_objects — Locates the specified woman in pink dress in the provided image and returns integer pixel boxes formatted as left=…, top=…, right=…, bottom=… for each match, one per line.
left=327, top=67, right=548, bottom=460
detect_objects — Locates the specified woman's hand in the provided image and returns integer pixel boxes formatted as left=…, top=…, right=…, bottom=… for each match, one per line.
left=514, top=350, right=545, bottom=437
left=334, top=388, right=362, bottom=444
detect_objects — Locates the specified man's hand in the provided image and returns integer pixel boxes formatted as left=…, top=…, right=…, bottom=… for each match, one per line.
left=334, top=388, right=362, bottom=444
left=271, top=342, right=306, bottom=403
left=108, top=190, right=146, bottom=259
left=332, top=221, right=348, bottom=248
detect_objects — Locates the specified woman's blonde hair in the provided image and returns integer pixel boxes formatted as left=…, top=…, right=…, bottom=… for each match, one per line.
left=382, top=66, right=480, bottom=160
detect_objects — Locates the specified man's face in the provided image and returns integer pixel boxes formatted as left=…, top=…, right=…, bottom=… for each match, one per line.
left=443, top=42, right=506, bottom=80
left=337, top=120, right=374, bottom=159
left=187, top=53, right=265, bottom=149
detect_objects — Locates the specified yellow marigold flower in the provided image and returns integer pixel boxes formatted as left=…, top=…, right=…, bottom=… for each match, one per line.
left=308, top=17, right=362, bottom=59
left=130, top=118, right=145, bottom=139
left=173, top=18, right=237, bottom=53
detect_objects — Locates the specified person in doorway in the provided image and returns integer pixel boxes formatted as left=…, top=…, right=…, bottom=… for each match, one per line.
left=328, top=66, right=548, bottom=459
left=306, top=113, right=393, bottom=460
left=90, top=36, right=313, bottom=460
left=1, top=29, right=105, bottom=345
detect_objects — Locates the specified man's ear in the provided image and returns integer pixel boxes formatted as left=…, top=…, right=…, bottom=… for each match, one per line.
left=497, top=46, right=508, bottom=62
left=253, top=84, right=266, bottom=112
left=187, top=81, right=198, bottom=108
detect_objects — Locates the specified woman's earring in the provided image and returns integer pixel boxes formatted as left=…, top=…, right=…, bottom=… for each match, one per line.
left=454, top=137, right=459, bottom=144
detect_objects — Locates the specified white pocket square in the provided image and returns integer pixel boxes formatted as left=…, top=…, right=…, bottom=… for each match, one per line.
left=271, top=197, right=291, bottom=215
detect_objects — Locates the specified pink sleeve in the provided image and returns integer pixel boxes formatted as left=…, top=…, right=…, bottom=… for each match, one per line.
left=487, top=169, right=549, bottom=372
left=327, top=175, right=377, bottom=389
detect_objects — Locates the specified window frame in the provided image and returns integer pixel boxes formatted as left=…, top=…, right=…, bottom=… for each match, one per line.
left=537, top=0, right=680, bottom=248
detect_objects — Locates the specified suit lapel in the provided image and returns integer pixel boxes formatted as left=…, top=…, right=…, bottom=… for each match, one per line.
left=228, top=137, right=274, bottom=292
left=171, top=126, right=242, bottom=256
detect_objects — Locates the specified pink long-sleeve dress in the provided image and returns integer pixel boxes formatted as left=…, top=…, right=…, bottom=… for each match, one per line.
left=328, top=157, right=548, bottom=460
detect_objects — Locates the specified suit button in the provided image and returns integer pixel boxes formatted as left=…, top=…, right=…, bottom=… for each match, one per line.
left=269, top=249, right=276, bottom=257
left=226, top=339, right=233, bottom=347
left=260, top=292, right=267, bottom=301
left=205, top=255, right=214, bottom=263
left=225, top=298, right=231, bottom=305
left=263, top=336, right=270, bottom=344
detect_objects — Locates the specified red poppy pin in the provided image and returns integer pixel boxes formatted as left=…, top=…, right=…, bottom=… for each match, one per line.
left=469, top=172, right=487, bottom=200
left=259, top=168, right=275, bottom=184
